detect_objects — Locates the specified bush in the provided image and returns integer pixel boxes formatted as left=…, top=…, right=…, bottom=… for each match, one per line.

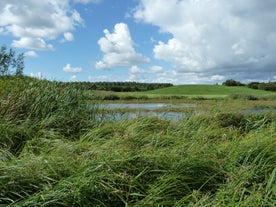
left=102, top=94, right=120, bottom=100
left=191, top=96, right=207, bottom=100
left=229, top=93, right=258, bottom=100
left=247, top=81, right=276, bottom=91
left=222, top=79, right=244, bottom=86
left=247, top=82, right=260, bottom=89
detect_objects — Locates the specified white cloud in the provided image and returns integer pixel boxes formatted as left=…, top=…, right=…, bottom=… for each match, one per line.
left=148, top=71, right=225, bottom=85
left=153, top=38, right=216, bottom=71
left=129, top=65, right=145, bottom=74
left=63, top=64, right=83, bottom=73
left=128, top=65, right=167, bottom=82
left=0, top=0, right=83, bottom=50
left=70, top=75, right=77, bottom=81
left=88, top=75, right=113, bottom=82
left=12, top=37, right=54, bottom=50
left=24, top=50, right=38, bottom=58
left=74, top=0, right=102, bottom=4
left=149, top=66, right=164, bottom=73
left=63, top=32, right=74, bottom=42
left=127, top=65, right=227, bottom=84
left=95, top=23, right=149, bottom=69
left=134, top=0, right=276, bottom=81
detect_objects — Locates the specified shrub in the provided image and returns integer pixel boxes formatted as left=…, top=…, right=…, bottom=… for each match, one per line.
left=247, top=82, right=260, bottom=89
left=222, top=79, right=244, bottom=86
left=229, top=93, right=258, bottom=100
left=191, top=96, right=207, bottom=100
left=102, top=94, right=120, bottom=100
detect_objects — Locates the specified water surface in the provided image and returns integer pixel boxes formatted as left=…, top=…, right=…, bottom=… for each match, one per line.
left=101, top=103, right=196, bottom=110
left=95, top=103, right=275, bottom=121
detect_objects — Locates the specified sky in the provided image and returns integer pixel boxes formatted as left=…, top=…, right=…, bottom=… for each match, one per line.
left=1, top=0, right=276, bottom=85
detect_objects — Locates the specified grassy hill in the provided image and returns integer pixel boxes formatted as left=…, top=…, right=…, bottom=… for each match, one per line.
left=140, top=84, right=275, bottom=98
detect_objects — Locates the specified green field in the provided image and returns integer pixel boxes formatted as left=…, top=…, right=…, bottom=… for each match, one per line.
left=140, top=84, right=275, bottom=98
left=91, top=84, right=276, bottom=101
left=0, top=77, right=275, bottom=206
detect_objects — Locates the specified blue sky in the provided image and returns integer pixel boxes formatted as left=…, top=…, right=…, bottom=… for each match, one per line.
left=1, top=0, right=276, bottom=84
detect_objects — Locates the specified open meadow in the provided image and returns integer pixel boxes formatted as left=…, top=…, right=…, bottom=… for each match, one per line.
left=0, top=76, right=275, bottom=206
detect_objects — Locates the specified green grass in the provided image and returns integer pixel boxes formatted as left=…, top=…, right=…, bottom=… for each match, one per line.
left=87, top=84, right=276, bottom=101
left=0, top=76, right=95, bottom=154
left=141, top=85, right=275, bottom=97
left=0, top=76, right=275, bottom=206
left=1, top=113, right=275, bottom=206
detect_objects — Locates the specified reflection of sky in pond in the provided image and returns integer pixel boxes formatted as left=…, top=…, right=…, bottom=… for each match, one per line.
left=95, top=103, right=197, bottom=121
left=243, top=108, right=276, bottom=114
left=102, top=103, right=196, bottom=110
left=95, top=103, right=275, bottom=122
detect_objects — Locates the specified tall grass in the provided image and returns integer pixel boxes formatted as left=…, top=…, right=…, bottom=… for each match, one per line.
left=0, top=78, right=93, bottom=154
left=0, top=77, right=275, bottom=206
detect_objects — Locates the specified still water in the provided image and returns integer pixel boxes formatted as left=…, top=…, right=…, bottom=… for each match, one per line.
left=97, top=103, right=196, bottom=121
left=101, top=103, right=196, bottom=110
left=94, top=103, right=275, bottom=121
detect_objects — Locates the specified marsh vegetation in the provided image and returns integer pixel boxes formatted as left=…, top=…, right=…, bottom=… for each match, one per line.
left=0, top=76, right=275, bottom=206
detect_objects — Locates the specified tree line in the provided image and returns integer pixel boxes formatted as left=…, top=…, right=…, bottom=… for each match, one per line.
left=247, top=81, right=276, bottom=91
left=223, top=79, right=276, bottom=91
left=59, top=81, right=173, bottom=92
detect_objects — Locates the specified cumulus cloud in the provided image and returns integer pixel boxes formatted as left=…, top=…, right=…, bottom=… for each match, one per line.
left=12, top=37, right=54, bottom=50
left=129, top=65, right=146, bottom=74
left=74, top=0, right=102, bottom=4
left=63, top=32, right=74, bottom=42
left=134, top=0, right=276, bottom=81
left=63, top=64, right=83, bottom=73
left=24, top=50, right=38, bottom=58
left=149, top=70, right=225, bottom=85
left=128, top=65, right=166, bottom=82
left=149, top=65, right=164, bottom=73
left=0, top=0, right=84, bottom=50
left=70, top=75, right=77, bottom=81
left=95, top=23, right=149, bottom=69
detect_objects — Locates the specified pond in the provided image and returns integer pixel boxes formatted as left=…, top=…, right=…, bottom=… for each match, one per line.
left=100, top=103, right=197, bottom=110
left=93, top=103, right=276, bottom=122
left=95, top=102, right=196, bottom=121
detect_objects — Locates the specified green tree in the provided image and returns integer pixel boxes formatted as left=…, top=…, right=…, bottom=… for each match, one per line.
left=14, top=53, right=25, bottom=76
left=0, top=45, right=24, bottom=76
left=247, top=82, right=260, bottom=89
left=222, top=79, right=244, bottom=86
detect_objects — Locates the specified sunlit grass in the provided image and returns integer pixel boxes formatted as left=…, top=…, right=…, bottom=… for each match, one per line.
left=86, top=85, right=276, bottom=101
left=1, top=113, right=275, bottom=206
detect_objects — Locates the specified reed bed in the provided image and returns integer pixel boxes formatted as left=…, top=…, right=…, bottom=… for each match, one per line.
left=0, top=77, right=275, bottom=206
